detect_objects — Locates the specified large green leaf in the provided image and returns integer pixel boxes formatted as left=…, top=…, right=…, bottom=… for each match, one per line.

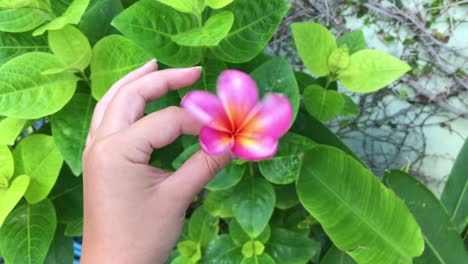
left=296, top=146, right=424, bottom=264
left=188, top=206, right=219, bottom=247
left=0, top=175, right=30, bottom=227
left=158, top=0, right=193, bottom=13
left=64, top=217, right=82, bottom=237
left=206, top=163, right=246, bottom=191
left=111, top=0, right=202, bottom=67
left=303, top=85, right=345, bottom=122
left=441, top=139, right=468, bottom=233
left=204, top=188, right=234, bottom=218
left=0, top=199, right=57, bottom=264
left=229, top=219, right=271, bottom=245
left=48, top=25, right=92, bottom=71
left=206, top=0, right=233, bottom=9
left=48, top=166, right=83, bottom=224
left=78, top=0, right=123, bottom=45
left=241, top=253, right=276, bottom=264
left=44, top=225, right=74, bottom=264
left=33, top=0, right=90, bottom=36
left=321, top=246, right=357, bottom=264
left=340, top=94, right=360, bottom=117
left=0, top=32, right=48, bottom=65
left=251, top=57, right=300, bottom=120
left=291, top=111, right=361, bottom=163
left=273, top=184, right=299, bottom=210
left=51, top=93, right=95, bottom=175
left=0, top=145, right=13, bottom=181
left=172, top=11, right=234, bottom=47
left=0, top=6, right=52, bottom=33
left=259, top=133, right=317, bottom=185
left=13, top=134, right=64, bottom=204
left=210, top=0, right=289, bottom=63
left=384, top=170, right=468, bottom=264
left=0, top=117, right=27, bottom=145
left=291, top=22, right=337, bottom=77
left=337, top=30, right=367, bottom=55
left=50, top=0, right=74, bottom=16
left=265, top=228, right=320, bottom=264
left=232, top=176, right=275, bottom=238
left=200, top=235, right=243, bottom=264
left=0, top=52, right=78, bottom=119
left=338, top=50, right=411, bottom=93
left=90, top=35, right=152, bottom=100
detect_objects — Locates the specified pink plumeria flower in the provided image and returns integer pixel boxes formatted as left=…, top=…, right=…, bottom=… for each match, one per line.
left=181, top=70, right=293, bottom=161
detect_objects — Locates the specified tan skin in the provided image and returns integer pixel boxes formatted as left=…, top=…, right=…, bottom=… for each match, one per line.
left=81, top=60, right=231, bottom=263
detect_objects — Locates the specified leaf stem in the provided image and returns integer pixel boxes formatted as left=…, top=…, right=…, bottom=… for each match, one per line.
left=78, top=70, right=91, bottom=86
left=249, top=162, right=255, bottom=177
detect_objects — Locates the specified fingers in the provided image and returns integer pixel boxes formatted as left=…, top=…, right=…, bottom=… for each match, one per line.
left=88, top=59, right=158, bottom=145
left=117, top=107, right=203, bottom=163
left=95, top=67, right=202, bottom=140
left=163, top=151, right=232, bottom=204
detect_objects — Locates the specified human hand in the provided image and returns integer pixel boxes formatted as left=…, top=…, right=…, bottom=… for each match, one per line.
left=81, top=60, right=232, bottom=264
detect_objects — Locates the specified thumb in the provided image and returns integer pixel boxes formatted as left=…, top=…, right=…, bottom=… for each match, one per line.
left=163, top=150, right=232, bottom=204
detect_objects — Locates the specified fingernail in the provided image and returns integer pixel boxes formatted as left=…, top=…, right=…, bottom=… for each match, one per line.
left=193, top=66, right=202, bottom=71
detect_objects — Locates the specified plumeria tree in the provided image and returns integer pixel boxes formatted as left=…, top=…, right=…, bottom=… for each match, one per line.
left=0, top=0, right=466, bottom=264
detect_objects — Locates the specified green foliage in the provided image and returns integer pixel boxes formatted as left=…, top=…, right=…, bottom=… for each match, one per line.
left=0, top=52, right=78, bottom=118
left=0, top=199, right=57, bottom=264
left=297, top=146, right=424, bottom=263
left=441, top=138, right=468, bottom=233
left=384, top=170, right=468, bottom=264
left=13, top=134, right=64, bottom=204
left=0, top=1, right=436, bottom=263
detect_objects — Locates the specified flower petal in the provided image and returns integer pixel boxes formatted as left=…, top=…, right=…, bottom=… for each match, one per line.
left=239, top=93, right=293, bottom=138
left=200, top=127, right=234, bottom=156
left=217, top=70, right=259, bottom=128
left=181, top=91, right=231, bottom=132
left=232, top=135, right=278, bottom=161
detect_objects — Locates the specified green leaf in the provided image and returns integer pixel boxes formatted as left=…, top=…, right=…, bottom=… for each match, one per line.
left=33, top=0, right=91, bottom=36
left=0, top=117, right=27, bottom=145
left=232, top=176, right=275, bottom=238
left=64, top=217, right=82, bottom=237
left=44, top=225, right=74, bottom=264
left=50, top=0, right=74, bottom=16
left=210, top=0, right=290, bottom=63
left=0, top=145, right=13, bottom=181
left=51, top=93, right=96, bottom=175
left=259, top=133, right=317, bottom=185
left=340, top=95, right=359, bottom=117
left=172, top=144, right=201, bottom=170
left=291, top=22, right=337, bottom=77
left=338, top=50, right=411, bottom=93
left=178, top=56, right=227, bottom=98
left=241, top=253, right=276, bottom=264
left=177, top=240, right=201, bottom=263
left=171, top=255, right=193, bottom=264
left=0, top=32, right=48, bottom=65
left=0, top=52, right=78, bottom=119
left=0, top=175, right=30, bottom=227
left=242, top=241, right=265, bottom=257
left=48, top=25, right=92, bottom=71
left=172, top=11, right=234, bottom=47
left=206, top=0, right=233, bottom=9
left=321, top=246, right=357, bottom=264
left=90, top=35, right=152, bottom=99
left=294, top=72, right=318, bottom=93
left=291, top=111, right=362, bottom=164
left=384, top=170, right=468, bottom=264
left=251, top=57, right=300, bottom=120
left=328, top=45, right=350, bottom=73
left=206, top=163, right=246, bottom=191
left=441, top=139, right=468, bottom=233
left=337, top=30, right=366, bottom=54
left=111, top=0, right=202, bottom=67
left=188, top=206, right=219, bottom=247
left=0, top=7, right=52, bottom=33
left=303, top=85, right=345, bottom=122
left=200, top=235, right=243, bottom=264
left=273, top=184, right=299, bottom=210
left=204, top=188, right=234, bottom=218
left=145, top=91, right=180, bottom=114
left=49, top=165, right=83, bottom=224
left=296, top=146, right=424, bottom=264
left=13, top=134, right=64, bottom=204
left=230, top=219, right=271, bottom=245
left=265, top=228, right=319, bottom=264
left=0, top=0, right=49, bottom=9
left=78, top=0, right=123, bottom=45
left=158, top=0, right=193, bottom=13
left=0, top=199, right=57, bottom=264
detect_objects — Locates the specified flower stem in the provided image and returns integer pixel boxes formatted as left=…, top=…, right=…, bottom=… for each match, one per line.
left=248, top=162, right=255, bottom=177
